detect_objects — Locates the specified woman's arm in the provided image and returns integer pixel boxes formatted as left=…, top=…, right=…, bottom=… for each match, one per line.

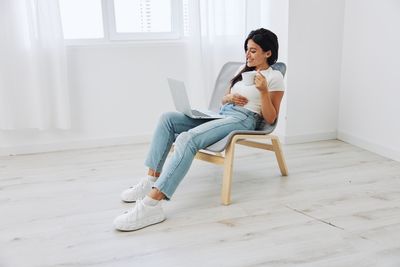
left=221, top=88, right=249, bottom=106
left=221, top=91, right=233, bottom=105
left=255, top=71, right=284, bottom=124
left=259, top=91, right=284, bottom=124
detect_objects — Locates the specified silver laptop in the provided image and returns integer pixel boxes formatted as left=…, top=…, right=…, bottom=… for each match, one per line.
left=167, top=78, right=225, bottom=119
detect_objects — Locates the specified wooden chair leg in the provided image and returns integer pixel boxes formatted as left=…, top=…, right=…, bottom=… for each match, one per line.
left=271, top=137, right=288, bottom=176
left=221, top=142, right=236, bottom=205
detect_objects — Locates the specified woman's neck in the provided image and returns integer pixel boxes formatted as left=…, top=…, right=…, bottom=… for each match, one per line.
left=255, top=63, right=270, bottom=71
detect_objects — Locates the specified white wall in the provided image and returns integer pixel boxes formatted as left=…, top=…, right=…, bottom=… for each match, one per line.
left=284, top=0, right=345, bottom=143
left=338, top=0, right=400, bottom=161
left=0, top=43, right=187, bottom=155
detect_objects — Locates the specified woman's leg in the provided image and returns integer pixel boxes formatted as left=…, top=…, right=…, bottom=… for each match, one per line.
left=144, top=111, right=209, bottom=173
left=120, top=112, right=209, bottom=202
left=154, top=108, right=257, bottom=199
left=115, top=112, right=214, bottom=231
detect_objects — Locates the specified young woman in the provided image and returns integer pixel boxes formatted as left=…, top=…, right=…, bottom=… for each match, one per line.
left=114, top=28, right=285, bottom=231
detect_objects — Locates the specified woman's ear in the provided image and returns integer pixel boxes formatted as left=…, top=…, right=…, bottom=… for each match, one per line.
left=265, top=50, right=272, bottom=59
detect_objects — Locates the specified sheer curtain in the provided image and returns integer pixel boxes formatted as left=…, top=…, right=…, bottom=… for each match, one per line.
left=184, top=0, right=263, bottom=107
left=0, top=0, right=70, bottom=130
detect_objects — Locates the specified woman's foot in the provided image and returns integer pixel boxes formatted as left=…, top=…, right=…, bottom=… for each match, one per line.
left=113, top=199, right=165, bottom=231
left=120, top=176, right=155, bottom=202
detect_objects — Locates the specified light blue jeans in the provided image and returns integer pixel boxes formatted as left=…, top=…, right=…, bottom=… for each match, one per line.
left=145, top=104, right=262, bottom=199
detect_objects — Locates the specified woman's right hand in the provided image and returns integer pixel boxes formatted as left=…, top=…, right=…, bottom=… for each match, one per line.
left=224, top=93, right=248, bottom=106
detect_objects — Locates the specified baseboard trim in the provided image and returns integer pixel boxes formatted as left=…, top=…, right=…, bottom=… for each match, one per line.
left=337, top=131, right=400, bottom=162
left=281, top=131, right=337, bottom=144
left=0, top=134, right=152, bottom=156
left=6, top=131, right=397, bottom=163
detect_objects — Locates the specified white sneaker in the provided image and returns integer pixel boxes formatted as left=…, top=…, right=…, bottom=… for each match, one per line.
left=113, top=200, right=166, bottom=231
left=121, top=177, right=154, bottom=203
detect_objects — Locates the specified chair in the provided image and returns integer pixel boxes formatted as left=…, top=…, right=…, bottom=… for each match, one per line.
left=195, top=62, right=289, bottom=205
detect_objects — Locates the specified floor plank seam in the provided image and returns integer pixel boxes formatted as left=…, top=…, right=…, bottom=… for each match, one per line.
left=285, top=204, right=345, bottom=230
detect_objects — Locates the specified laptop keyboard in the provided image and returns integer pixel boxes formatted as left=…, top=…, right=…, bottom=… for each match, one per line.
left=191, top=109, right=210, bottom=117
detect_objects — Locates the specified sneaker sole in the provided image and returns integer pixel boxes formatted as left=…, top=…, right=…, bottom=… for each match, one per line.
left=121, top=199, right=137, bottom=203
left=121, top=193, right=146, bottom=203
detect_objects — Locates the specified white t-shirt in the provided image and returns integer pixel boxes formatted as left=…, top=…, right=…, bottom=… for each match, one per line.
left=230, top=66, right=285, bottom=114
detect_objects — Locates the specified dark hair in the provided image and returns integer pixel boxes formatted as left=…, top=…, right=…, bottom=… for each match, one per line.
left=230, top=28, right=279, bottom=88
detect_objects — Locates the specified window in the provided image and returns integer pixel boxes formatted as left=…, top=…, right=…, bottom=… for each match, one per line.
left=58, top=0, right=184, bottom=41
left=59, top=0, right=104, bottom=39
left=113, top=0, right=172, bottom=33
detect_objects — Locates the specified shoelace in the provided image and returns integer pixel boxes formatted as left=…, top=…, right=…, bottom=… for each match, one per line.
left=124, top=199, right=145, bottom=221
left=129, top=177, right=149, bottom=192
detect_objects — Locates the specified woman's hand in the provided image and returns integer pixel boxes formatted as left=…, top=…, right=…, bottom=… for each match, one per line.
left=255, top=70, right=268, bottom=92
left=223, top=93, right=248, bottom=106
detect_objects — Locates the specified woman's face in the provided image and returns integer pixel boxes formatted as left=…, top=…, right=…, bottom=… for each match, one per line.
left=246, top=39, right=271, bottom=69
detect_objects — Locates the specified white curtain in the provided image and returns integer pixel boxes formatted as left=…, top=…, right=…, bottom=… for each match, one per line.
left=184, top=0, right=263, bottom=107
left=0, top=0, right=70, bottom=130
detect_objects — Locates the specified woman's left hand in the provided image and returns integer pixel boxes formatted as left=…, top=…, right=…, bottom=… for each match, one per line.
left=254, top=70, right=268, bottom=92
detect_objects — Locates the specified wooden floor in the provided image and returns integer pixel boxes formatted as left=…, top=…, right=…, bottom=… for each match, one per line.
left=0, top=140, right=399, bottom=267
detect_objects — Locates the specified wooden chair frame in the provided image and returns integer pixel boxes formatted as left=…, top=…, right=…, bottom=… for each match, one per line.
left=195, top=133, right=288, bottom=205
